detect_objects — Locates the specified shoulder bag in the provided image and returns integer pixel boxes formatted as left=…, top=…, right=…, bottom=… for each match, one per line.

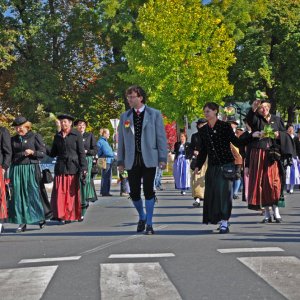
left=206, top=127, right=237, bottom=180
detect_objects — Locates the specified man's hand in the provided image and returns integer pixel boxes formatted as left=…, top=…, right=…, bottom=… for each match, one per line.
left=194, top=167, right=199, bottom=174
left=118, top=165, right=125, bottom=173
left=159, top=162, right=167, bottom=170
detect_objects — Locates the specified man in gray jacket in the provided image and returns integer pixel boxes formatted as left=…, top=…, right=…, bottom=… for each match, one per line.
left=117, top=85, right=168, bottom=234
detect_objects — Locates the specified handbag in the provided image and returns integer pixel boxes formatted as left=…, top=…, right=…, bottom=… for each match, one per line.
left=42, top=169, right=53, bottom=184
left=221, top=163, right=237, bottom=180
left=98, top=157, right=107, bottom=170
left=267, top=146, right=281, bottom=163
left=206, top=127, right=238, bottom=181
left=190, top=156, right=197, bottom=171
left=91, top=155, right=99, bottom=175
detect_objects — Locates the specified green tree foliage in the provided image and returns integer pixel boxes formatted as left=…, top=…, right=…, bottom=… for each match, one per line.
left=122, top=0, right=236, bottom=122
left=215, top=0, right=300, bottom=121
left=0, top=0, right=129, bottom=132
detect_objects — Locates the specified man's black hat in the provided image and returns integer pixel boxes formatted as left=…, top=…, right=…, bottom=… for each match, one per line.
left=226, top=116, right=239, bottom=125
left=57, top=114, right=75, bottom=121
left=196, top=118, right=207, bottom=124
left=12, top=116, right=27, bottom=126
left=74, top=119, right=88, bottom=126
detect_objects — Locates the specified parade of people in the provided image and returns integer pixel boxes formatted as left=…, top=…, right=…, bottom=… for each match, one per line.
left=2, top=1, right=300, bottom=296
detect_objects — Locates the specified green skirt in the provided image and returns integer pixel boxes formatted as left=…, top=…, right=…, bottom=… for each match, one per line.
left=203, top=164, right=233, bottom=224
left=8, top=164, right=45, bottom=224
left=80, top=156, right=98, bottom=216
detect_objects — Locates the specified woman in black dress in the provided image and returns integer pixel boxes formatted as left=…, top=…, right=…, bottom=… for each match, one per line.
left=50, top=114, right=87, bottom=223
left=195, top=103, right=250, bottom=233
left=74, top=119, right=98, bottom=220
left=9, top=116, right=49, bottom=232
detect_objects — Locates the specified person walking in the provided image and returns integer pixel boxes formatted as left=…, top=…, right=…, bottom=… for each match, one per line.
left=195, top=103, right=249, bottom=234
left=74, top=119, right=98, bottom=219
left=50, top=114, right=87, bottom=223
left=97, top=129, right=114, bottom=196
left=173, top=132, right=191, bottom=195
left=226, top=116, right=243, bottom=200
left=190, top=118, right=207, bottom=207
left=0, top=126, right=12, bottom=234
left=117, top=85, right=168, bottom=235
left=285, top=124, right=300, bottom=194
left=245, top=98, right=293, bottom=223
left=9, top=116, right=48, bottom=232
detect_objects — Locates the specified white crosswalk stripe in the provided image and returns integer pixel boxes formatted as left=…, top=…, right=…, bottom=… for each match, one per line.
left=238, top=256, right=300, bottom=300
left=0, top=265, right=58, bottom=300
left=100, top=262, right=182, bottom=300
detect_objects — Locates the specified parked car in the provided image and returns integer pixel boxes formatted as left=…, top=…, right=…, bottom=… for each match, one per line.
left=40, top=156, right=56, bottom=175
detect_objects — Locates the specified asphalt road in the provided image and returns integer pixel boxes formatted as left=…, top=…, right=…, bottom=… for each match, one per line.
left=0, top=182, right=299, bottom=300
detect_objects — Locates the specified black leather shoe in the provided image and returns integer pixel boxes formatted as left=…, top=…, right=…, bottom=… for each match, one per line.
left=261, top=217, right=272, bottom=223
left=219, top=226, right=229, bottom=234
left=137, top=220, right=146, bottom=232
left=39, top=220, right=46, bottom=229
left=274, top=216, right=282, bottom=223
left=16, top=224, right=26, bottom=233
left=145, top=225, right=155, bottom=235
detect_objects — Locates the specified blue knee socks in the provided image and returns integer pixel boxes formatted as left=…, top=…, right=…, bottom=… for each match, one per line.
left=132, top=199, right=146, bottom=221
left=145, top=198, right=155, bottom=226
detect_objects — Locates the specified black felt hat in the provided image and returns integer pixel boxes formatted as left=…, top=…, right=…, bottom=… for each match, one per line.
left=196, top=118, right=207, bottom=124
left=74, top=119, right=88, bottom=126
left=12, top=116, right=27, bottom=126
left=226, top=116, right=239, bottom=125
left=57, top=114, right=75, bottom=121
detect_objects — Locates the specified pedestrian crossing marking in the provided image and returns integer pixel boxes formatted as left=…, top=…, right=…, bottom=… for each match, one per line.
left=0, top=265, right=57, bottom=300
left=217, top=247, right=284, bottom=253
left=19, top=256, right=81, bottom=264
left=109, top=253, right=175, bottom=259
left=238, top=256, right=300, bottom=300
left=100, top=262, right=182, bottom=299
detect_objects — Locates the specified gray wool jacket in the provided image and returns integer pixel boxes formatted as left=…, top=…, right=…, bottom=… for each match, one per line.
left=117, top=105, right=168, bottom=170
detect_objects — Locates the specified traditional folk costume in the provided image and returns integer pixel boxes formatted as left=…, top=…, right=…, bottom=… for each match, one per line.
left=50, top=121, right=87, bottom=222
left=285, top=134, right=300, bottom=193
left=76, top=126, right=98, bottom=217
left=196, top=120, right=250, bottom=227
left=246, top=109, right=294, bottom=222
left=0, top=127, right=12, bottom=230
left=173, top=141, right=191, bottom=193
left=117, top=104, right=168, bottom=235
left=9, top=119, right=49, bottom=229
left=189, top=120, right=208, bottom=206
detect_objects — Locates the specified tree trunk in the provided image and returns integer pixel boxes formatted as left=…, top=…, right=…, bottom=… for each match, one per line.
left=287, top=105, right=296, bottom=124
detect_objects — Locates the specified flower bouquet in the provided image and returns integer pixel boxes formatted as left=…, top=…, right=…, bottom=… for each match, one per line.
left=261, top=124, right=275, bottom=139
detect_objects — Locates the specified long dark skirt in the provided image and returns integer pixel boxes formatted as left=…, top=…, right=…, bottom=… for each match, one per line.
left=8, top=164, right=45, bottom=224
left=203, top=165, right=233, bottom=224
left=80, top=156, right=97, bottom=216
left=248, top=149, right=281, bottom=210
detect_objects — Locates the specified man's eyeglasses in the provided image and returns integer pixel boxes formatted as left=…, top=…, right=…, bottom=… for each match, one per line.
left=126, top=95, right=139, bottom=100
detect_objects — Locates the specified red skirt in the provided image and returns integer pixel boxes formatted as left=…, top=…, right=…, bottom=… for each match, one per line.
left=0, top=166, right=8, bottom=219
left=248, top=148, right=281, bottom=209
left=51, top=174, right=81, bottom=221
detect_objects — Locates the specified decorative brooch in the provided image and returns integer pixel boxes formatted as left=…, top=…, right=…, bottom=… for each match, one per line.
left=124, top=120, right=130, bottom=128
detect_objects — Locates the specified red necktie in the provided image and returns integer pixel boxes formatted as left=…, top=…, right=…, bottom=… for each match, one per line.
left=136, top=109, right=140, bottom=116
